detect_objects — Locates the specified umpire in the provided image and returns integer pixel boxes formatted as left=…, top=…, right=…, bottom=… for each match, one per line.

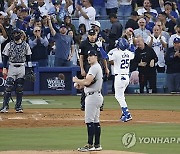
left=79, top=29, right=109, bottom=111
left=0, top=29, right=33, bottom=113
left=73, top=50, right=103, bottom=152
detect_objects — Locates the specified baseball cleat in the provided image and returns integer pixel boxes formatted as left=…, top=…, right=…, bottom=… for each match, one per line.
left=0, top=106, right=8, bottom=113
left=15, top=108, right=23, bottom=113
left=121, top=114, right=132, bottom=122
left=77, top=144, right=95, bottom=152
left=94, top=144, right=102, bottom=151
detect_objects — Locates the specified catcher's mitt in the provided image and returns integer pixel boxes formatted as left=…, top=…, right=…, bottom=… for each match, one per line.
left=24, top=69, right=36, bottom=82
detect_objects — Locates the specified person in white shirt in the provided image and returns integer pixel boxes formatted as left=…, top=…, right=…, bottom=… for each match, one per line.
left=75, top=0, right=96, bottom=31
left=134, top=18, right=151, bottom=42
left=168, top=25, right=180, bottom=48
left=146, top=25, right=167, bottom=73
left=0, top=14, right=7, bottom=63
left=137, top=0, right=158, bottom=19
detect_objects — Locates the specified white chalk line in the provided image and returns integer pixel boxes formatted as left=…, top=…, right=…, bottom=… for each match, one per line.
left=1, top=115, right=180, bottom=124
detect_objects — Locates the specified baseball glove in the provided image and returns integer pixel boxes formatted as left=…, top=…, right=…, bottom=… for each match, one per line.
left=24, top=69, right=36, bottom=82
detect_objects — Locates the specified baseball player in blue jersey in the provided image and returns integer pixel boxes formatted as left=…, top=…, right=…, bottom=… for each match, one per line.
left=0, top=29, right=33, bottom=113
left=73, top=50, right=103, bottom=152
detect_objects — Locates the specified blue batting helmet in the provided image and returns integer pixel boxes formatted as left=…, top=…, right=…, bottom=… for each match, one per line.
left=116, top=38, right=129, bottom=51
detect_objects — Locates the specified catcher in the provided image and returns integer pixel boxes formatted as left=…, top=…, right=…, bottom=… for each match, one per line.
left=0, top=29, right=33, bottom=113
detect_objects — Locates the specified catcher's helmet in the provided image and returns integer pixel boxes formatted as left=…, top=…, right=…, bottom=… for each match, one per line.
left=12, top=28, right=22, bottom=34
left=116, top=38, right=129, bottom=51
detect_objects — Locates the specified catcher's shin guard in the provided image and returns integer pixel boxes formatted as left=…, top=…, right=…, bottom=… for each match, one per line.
left=15, top=78, right=24, bottom=109
left=2, top=77, right=14, bottom=108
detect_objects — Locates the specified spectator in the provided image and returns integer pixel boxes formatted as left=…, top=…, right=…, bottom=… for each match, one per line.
left=47, top=37, right=56, bottom=67
left=162, top=1, right=179, bottom=24
left=93, top=0, right=106, bottom=17
left=151, top=0, right=164, bottom=13
left=29, top=26, right=49, bottom=67
left=146, top=25, right=167, bottom=73
left=0, top=0, right=4, bottom=11
left=67, top=29, right=80, bottom=66
left=155, top=20, right=170, bottom=43
left=143, top=12, right=155, bottom=33
left=158, top=11, right=176, bottom=35
left=108, top=13, right=123, bottom=51
left=0, top=22, right=7, bottom=63
left=41, top=15, right=51, bottom=38
left=125, top=11, right=139, bottom=30
left=64, top=15, right=77, bottom=35
left=118, top=0, right=132, bottom=28
left=37, top=0, right=50, bottom=16
left=52, top=0, right=70, bottom=23
left=78, top=23, right=88, bottom=41
left=105, top=0, right=118, bottom=16
left=169, top=25, right=180, bottom=48
left=91, top=20, right=108, bottom=43
left=165, top=37, right=180, bottom=93
left=48, top=16, right=74, bottom=67
left=134, top=18, right=151, bottom=42
left=137, top=0, right=158, bottom=19
left=1, top=16, right=13, bottom=51
left=75, top=0, right=96, bottom=31
left=132, top=36, right=158, bottom=93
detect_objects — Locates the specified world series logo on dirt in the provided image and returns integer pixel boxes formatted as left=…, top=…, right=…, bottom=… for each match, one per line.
left=46, top=73, right=65, bottom=90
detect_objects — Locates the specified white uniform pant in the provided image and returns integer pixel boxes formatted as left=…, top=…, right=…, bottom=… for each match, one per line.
left=114, top=75, right=129, bottom=108
left=85, top=93, right=103, bottom=123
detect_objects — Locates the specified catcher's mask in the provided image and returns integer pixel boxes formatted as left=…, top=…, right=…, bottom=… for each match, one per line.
left=12, top=29, right=22, bottom=41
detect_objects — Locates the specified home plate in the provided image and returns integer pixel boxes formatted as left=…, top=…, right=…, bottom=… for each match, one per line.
left=28, top=100, right=48, bottom=104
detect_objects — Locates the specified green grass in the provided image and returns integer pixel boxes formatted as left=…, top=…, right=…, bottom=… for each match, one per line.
left=0, top=95, right=180, bottom=153
left=0, top=124, right=180, bottom=153
left=2, top=95, right=179, bottom=111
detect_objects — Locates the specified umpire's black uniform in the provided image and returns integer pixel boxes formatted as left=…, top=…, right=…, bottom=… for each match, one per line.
left=79, top=29, right=107, bottom=110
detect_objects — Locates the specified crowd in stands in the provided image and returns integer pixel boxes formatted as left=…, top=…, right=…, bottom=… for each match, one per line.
left=0, top=0, right=180, bottom=93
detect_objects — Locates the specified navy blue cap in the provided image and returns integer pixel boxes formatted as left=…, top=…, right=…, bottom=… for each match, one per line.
left=173, top=37, right=180, bottom=43
left=88, top=50, right=97, bottom=56
left=60, top=23, right=67, bottom=28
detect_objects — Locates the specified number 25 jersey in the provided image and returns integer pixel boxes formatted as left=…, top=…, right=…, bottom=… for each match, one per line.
left=108, top=48, right=134, bottom=75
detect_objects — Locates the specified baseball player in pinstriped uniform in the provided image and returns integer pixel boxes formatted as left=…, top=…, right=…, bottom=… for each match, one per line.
left=0, top=29, right=32, bottom=113
left=73, top=50, right=103, bottom=152
left=108, top=38, right=135, bottom=122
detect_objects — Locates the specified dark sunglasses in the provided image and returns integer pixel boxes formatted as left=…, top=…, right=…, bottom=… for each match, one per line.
left=35, top=30, right=41, bottom=32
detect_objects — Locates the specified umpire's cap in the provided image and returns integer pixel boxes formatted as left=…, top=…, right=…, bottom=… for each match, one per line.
left=88, top=50, right=97, bottom=56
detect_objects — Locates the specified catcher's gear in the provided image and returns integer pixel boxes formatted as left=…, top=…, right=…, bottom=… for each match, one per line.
left=116, top=38, right=129, bottom=51
left=24, top=69, right=35, bottom=82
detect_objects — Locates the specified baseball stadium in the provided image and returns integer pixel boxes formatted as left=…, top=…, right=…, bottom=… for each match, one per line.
left=0, top=0, right=180, bottom=154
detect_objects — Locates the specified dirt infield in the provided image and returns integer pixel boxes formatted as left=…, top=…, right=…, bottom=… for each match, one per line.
left=0, top=109, right=180, bottom=128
